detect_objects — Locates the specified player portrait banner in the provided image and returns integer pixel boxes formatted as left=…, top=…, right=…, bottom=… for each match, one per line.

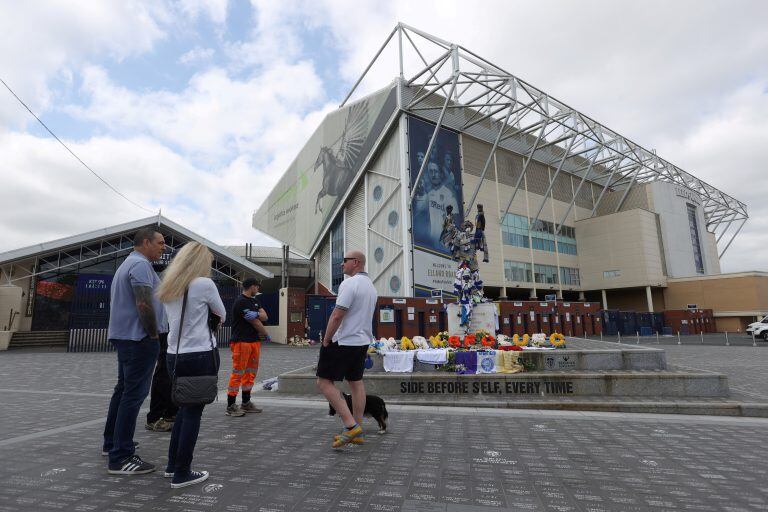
left=253, top=86, right=397, bottom=255
left=407, top=116, right=463, bottom=298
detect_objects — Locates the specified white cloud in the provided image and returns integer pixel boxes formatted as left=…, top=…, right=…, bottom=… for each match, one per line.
left=70, top=63, right=328, bottom=165
left=223, top=0, right=306, bottom=71
left=0, top=131, right=292, bottom=252
left=178, top=0, right=230, bottom=26
left=179, top=47, right=216, bottom=66
left=0, top=1, right=169, bottom=129
left=0, top=132, right=191, bottom=249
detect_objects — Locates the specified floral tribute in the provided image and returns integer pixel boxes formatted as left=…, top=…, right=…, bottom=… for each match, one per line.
left=370, top=329, right=567, bottom=376
left=287, top=335, right=314, bottom=347
left=371, top=331, right=565, bottom=361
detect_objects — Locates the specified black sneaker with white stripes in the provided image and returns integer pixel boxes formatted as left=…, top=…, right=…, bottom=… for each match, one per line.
left=107, top=455, right=156, bottom=475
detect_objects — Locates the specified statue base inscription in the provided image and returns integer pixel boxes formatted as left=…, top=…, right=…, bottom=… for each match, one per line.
left=446, top=302, right=496, bottom=336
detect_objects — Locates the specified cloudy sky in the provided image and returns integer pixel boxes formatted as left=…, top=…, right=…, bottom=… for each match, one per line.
left=1, top=0, right=766, bottom=272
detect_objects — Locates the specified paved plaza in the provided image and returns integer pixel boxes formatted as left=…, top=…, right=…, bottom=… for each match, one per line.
left=1, top=343, right=768, bottom=511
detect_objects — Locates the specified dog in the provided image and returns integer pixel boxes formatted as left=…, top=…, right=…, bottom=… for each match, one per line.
left=328, top=392, right=388, bottom=434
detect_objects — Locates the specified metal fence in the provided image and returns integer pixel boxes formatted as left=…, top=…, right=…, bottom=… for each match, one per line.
left=68, top=329, right=114, bottom=352
left=68, top=326, right=234, bottom=352
left=579, top=330, right=765, bottom=348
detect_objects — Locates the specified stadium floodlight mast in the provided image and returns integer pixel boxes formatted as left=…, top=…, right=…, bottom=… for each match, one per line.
left=340, top=23, right=748, bottom=258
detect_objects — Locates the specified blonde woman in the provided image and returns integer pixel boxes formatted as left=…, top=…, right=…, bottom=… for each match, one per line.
left=156, top=242, right=225, bottom=489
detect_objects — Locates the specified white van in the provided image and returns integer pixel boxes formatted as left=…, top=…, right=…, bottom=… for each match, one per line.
left=746, top=315, right=768, bottom=340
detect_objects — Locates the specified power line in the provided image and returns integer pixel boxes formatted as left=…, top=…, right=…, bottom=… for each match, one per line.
left=0, top=77, right=156, bottom=214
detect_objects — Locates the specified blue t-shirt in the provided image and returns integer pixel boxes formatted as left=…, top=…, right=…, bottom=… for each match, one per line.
left=108, top=251, right=163, bottom=341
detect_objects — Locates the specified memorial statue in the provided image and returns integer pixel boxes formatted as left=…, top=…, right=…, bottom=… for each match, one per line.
left=440, top=205, right=487, bottom=329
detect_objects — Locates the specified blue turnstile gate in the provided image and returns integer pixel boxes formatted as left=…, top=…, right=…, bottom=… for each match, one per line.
left=306, top=295, right=337, bottom=341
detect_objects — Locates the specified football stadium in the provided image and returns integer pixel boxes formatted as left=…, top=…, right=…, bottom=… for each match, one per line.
left=1, top=24, right=765, bottom=349
left=253, top=24, right=760, bottom=333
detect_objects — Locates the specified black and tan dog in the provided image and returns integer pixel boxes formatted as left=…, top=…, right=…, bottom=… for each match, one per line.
left=328, top=392, right=388, bottom=434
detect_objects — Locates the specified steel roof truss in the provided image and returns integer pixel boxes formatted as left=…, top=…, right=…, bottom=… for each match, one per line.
left=342, top=23, right=746, bottom=239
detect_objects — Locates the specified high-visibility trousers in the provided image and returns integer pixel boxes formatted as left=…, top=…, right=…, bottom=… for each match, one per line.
left=228, top=341, right=261, bottom=396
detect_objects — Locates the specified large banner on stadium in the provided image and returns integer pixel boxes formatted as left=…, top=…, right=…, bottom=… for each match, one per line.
left=408, top=116, right=463, bottom=297
left=252, top=85, right=397, bottom=255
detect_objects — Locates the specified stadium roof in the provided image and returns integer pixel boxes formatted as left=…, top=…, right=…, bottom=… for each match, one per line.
left=341, top=23, right=748, bottom=258
left=0, top=215, right=273, bottom=284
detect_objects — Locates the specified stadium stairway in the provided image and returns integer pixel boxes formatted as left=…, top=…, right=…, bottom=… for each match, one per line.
left=9, top=330, right=69, bottom=349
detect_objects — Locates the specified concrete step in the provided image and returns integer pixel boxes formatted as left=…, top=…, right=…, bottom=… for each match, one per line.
left=261, top=392, right=768, bottom=418
left=9, top=330, right=69, bottom=348
left=279, top=365, right=729, bottom=398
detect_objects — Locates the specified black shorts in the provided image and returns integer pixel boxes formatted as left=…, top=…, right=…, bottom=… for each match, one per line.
left=316, top=342, right=368, bottom=382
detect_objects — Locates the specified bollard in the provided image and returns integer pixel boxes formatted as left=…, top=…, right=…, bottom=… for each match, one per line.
left=617, top=332, right=622, bottom=344
left=636, top=331, right=640, bottom=344
left=677, top=331, right=681, bottom=345
left=725, top=331, right=729, bottom=346
left=656, top=331, right=659, bottom=344
left=701, top=331, right=704, bottom=344
left=752, top=332, right=757, bottom=347
left=600, top=332, right=603, bottom=341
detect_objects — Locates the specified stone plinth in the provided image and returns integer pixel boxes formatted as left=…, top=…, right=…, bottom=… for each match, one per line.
left=367, top=344, right=667, bottom=372
left=446, top=302, right=496, bottom=335
left=279, top=366, right=729, bottom=398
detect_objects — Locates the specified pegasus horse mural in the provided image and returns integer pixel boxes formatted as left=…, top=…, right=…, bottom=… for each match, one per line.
left=313, top=101, right=369, bottom=214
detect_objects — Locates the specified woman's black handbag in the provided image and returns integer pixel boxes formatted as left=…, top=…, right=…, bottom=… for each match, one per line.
left=171, top=290, right=219, bottom=406
left=172, top=373, right=218, bottom=407
left=207, top=307, right=221, bottom=333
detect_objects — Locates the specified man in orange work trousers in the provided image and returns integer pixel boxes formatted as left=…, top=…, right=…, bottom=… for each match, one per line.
left=226, top=278, right=270, bottom=416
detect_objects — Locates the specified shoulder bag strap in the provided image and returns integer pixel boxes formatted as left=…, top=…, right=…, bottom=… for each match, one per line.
left=171, top=289, right=189, bottom=378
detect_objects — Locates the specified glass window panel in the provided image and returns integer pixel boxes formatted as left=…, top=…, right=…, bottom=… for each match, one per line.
left=330, top=218, right=344, bottom=293
left=504, top=260, right=533, bottom=282
left=687, top=204, right=704, bottom=274
left=534, top=264, right=559, bottom=284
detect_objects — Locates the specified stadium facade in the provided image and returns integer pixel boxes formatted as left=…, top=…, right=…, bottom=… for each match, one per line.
left=253, top=24, right=750, bottom=315
left=0, top=216, right=273, bottom=348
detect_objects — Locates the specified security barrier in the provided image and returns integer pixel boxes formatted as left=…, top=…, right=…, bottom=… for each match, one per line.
left=67, top=326, right=233, bottom=352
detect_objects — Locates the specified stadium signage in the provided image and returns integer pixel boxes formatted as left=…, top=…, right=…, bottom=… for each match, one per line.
left=675, top=186, right=701, bottom=205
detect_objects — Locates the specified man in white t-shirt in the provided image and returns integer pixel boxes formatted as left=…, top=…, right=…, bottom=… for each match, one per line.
left=414, top=161, right=459, bottom=250
left=316, top=250, right=377, bottom=448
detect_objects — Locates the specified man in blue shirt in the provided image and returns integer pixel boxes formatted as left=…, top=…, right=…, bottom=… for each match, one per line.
left=102, top=228, right=166, bottom=475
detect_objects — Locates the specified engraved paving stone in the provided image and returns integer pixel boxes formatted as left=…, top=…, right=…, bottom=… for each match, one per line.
left=1, top=345, right=768, bottom=511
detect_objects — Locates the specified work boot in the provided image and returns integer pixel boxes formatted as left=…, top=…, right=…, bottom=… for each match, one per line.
left=241, top=401, right=262, bottom=413
left=225, top=404, right=246, bottom=417
left=145, top=418, right=173, bottom=432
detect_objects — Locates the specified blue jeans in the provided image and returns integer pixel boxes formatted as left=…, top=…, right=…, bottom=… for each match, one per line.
left=103, top=338, right=160, bottom=464
left=166, top=349, right=219, bottom=477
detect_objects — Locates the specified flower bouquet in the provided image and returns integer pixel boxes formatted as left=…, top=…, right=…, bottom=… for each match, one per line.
left=530, top=333, right=549, bottom=348
left=287, top=335, right=312, bottom=347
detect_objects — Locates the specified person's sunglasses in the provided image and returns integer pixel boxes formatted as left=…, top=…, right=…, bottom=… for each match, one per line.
left=343, top=257, right=358, bottom=263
